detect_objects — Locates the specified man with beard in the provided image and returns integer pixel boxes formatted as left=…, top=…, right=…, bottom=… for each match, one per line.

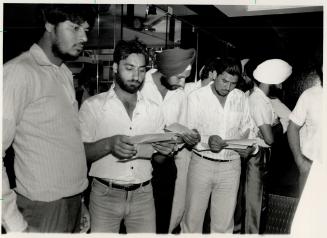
left=2, top=4, right=95, bottom=233
left=79, top=39, right=175, bottom=233
left=140, top=48, right=201, bottom=233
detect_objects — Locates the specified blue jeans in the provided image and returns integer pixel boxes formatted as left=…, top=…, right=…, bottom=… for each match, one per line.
left=181, top=153, right=241, bottom=233
left=89, top=178, right=156, bottom=233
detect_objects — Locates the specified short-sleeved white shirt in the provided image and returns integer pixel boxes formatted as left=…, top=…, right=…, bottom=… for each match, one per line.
left=79, top=87, right=165, bottom=184
left=289, top=85, right=323, bottom=162
left=249, top=86, right=278, bottom=128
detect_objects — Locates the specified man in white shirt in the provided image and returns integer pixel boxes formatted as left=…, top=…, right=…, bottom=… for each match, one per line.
left=287, top=67, right=323, bottom=192
left=247, top=59, right=292, bottom=233
left=79, top=39, right=175, bottom=233
left=2, top=4, right=95, bottom=233
left=181, top=57, right=258, bottom=233
left=141, top=48, right=201, bottom=233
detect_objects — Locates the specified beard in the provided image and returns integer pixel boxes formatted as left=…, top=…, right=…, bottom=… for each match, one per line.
left=52, top=43, right=81, bottom=61
left=115, top=74, right=143, bottom=94
left=269, top=84, right=283, bottom=99
left=160, top=76, right=180, bottom=91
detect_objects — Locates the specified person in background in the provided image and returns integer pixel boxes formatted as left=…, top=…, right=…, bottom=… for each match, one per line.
left=2, top=4, right=96, bottom=232
left=184, top=57, right=220, bottom=95
left=79, top=39, right=175, bottom=233
left=245, top=59, right=292, bottom=233
left=287, top=66, right=322, bottom=193
left=141, top=47, right=201, bottom=233
left=181, top=57, right=258, bottom=233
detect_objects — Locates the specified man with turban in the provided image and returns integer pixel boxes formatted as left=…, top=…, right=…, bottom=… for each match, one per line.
left=246, top=59, right=292, bottom=233
left=140, top=47, right=200, bottom=233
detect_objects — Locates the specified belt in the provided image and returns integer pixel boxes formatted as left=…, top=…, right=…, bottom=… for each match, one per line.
left=193, top=151, right=232, bottom=163
left=94, top=178, right=151, bottom=191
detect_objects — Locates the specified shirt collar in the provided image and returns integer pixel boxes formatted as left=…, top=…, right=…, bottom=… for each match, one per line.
left=102, top=84, right=145, bottom=110
left=29, top=43, right=69, bottom=72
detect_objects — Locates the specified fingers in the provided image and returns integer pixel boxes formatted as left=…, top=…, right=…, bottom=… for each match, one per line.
left=152, top=142, right=174, bottom=155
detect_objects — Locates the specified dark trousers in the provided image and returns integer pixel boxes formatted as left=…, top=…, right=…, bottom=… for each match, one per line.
left=16, top=193, right=82, bottom=232
left=151, top=157, right=177, bottom=233
left=234, top=148, right=268, bottom=234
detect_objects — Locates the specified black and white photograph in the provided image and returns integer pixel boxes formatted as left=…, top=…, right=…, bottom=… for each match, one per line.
left=1, top=0, right=326, bottom=236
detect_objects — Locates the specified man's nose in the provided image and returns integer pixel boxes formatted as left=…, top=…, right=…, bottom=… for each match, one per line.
left=79, top=29, right=88, bottom=43
left=132, top=68, right=140, bottom=79
left=226, top=82, right=232, bottom=90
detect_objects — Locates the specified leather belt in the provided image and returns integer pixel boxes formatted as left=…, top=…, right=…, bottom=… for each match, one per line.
left=193, top=151, right=232, bottom=163
left=94, top=178, right=151, bottom=191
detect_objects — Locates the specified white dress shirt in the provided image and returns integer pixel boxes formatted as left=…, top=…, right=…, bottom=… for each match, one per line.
left=187, top=85, right=258, bottom=161
left=79, top=87, right=165, bottom=184
left=289, top=85, right=323, bottom=162
left=141, top=69, right=187, bottom=125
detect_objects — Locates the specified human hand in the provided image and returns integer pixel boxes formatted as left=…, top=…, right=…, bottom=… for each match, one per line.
left=181, top=129, right=201, bottom=147
left=79, top=201, right=90, bottom=233
left=109, top=135, right=137, bottom=160
left=232, top=146, right=255, bottom=158
left=208, top=135, right=227, bottom=153
left=152, top=141, right=175, bottom=156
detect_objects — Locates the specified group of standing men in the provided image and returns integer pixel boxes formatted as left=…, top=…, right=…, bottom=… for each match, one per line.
left=2, top=4, right=323, bottom=234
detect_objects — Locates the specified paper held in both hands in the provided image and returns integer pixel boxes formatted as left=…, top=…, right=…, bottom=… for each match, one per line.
left=125, top=123, right=197, bottom=160
left=194, top=138, right=269, bottom=152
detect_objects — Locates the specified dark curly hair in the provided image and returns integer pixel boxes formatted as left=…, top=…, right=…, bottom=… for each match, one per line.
left=113, top=38, right=149, bottom=65
left=37, top=4, right=96, bottom=28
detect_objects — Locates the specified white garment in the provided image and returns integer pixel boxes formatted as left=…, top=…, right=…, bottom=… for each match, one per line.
left=184, top=80, right=202, bottom=95
left=249, top=87, right=279, bottom=128
left=187, top=85, right=258, bottom=161
left=79, top=87, right=165, bottom=184
left=141, top=69, right=187, bottom=125
left=289, top=85, right=322, bottom=162
left=270, top=98, right=291, bottom=133
left=2, top=44, right=88, bottom=232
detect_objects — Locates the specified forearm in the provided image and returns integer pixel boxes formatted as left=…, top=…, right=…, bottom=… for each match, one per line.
left=84, top=138, right=112, bottom=164
left=287, top=122, right=303, bottom=166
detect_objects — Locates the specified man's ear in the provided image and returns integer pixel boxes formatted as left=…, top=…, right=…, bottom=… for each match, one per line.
left=112, top=62, right=118, bottom=74
left=209, top=71, right=217, bottom=80
left=45, top=22, right=55, bottom=33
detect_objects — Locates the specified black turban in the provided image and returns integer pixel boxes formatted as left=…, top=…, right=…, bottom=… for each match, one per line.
left=157, top=48, right=196, bottom=78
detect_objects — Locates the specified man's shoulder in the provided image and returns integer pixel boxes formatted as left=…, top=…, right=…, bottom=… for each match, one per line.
left=188, top=83, right=210, bottom=98
left=4, top=51, right=35, bottom=73
left=229, top=88, right=247, bottom=100
left=82, top=91, right=108, bottom=108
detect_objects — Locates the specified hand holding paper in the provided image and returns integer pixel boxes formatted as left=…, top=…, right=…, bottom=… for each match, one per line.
left=165, top=123, right=201, bottom=147
left=109, top=135, right=137, bottom=160
left=208, top=135, right=228, bottom=153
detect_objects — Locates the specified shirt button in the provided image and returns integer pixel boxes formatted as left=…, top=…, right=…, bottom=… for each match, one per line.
left=130, top=127, right=132, bottom=130
left=131, top=166, right=134, bottom=169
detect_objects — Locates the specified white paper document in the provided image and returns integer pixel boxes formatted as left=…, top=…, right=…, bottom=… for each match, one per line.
left=164, top=122, right=196, bottom=135
left=129, top=132, right=177, bottom=144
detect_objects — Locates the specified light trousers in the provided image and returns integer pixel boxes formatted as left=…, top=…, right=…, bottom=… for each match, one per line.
left=181, top=153, right=241, bottom=233
left=169, top=149, right=192, bottom=232
left=89, top=178, right=156, bottom=233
